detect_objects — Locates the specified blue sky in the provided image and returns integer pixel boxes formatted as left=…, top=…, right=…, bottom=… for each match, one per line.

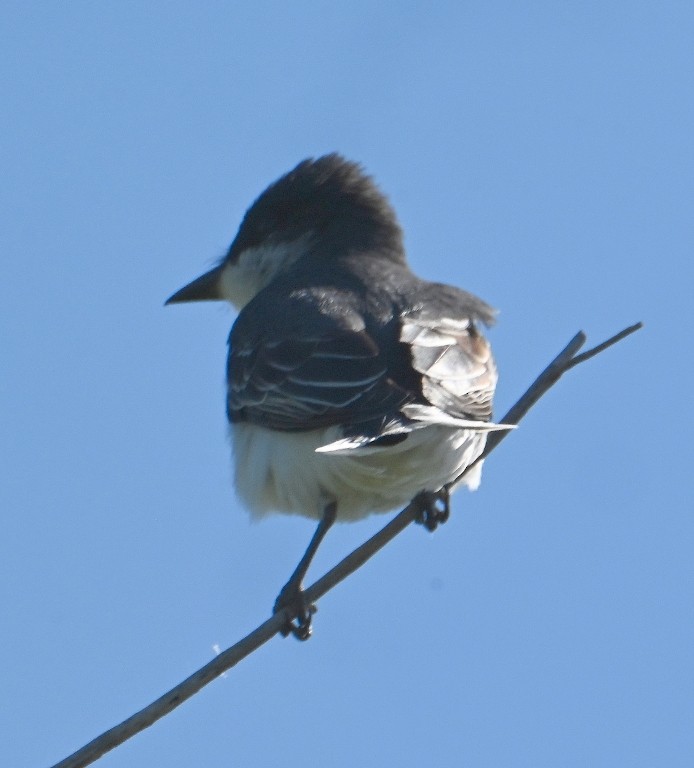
left=2, top=3, right=692, bottom=767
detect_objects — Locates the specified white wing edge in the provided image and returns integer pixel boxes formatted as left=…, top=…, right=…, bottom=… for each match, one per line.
left=316, top=417, right=515, bottom=455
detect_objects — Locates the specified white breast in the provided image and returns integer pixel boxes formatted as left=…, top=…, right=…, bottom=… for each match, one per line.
left=231, top=422, right=486, bottom=521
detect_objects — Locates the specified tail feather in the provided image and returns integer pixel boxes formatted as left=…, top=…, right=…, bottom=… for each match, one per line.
left=316, top=406, right=514, bottom=455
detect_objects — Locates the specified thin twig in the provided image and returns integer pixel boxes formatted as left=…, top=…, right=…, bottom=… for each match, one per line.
left=451, top=321, right=642, bottom=488
left=566, top=322, right=643, bottom=370
left=49, top=322, right=641, bottom=768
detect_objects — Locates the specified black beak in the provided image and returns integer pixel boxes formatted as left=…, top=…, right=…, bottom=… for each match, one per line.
left=165, top=265, right=224, bottom=305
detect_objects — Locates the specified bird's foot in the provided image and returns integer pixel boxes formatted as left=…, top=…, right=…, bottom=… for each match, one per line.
left=273, top=580, right=316, bottom=641
left=414, top=487, right=450, bottom=532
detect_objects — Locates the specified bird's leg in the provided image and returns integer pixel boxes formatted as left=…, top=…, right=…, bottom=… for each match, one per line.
left=413, top=487, right=450, bottom=532
left=273, top=501, right=337, bottom=640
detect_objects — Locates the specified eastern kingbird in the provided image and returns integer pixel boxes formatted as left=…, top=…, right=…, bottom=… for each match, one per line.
left=167, top=154, right=509, bottom=638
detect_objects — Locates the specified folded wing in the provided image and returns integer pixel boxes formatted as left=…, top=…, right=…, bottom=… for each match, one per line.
left=227, top=328, right=409, bottom=430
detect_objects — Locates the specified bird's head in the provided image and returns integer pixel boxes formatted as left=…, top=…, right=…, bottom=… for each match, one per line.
left=166, top=154, right=405, bottom=309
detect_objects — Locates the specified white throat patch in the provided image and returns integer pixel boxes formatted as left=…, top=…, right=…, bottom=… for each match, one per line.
left=218, top=234, right=314, bottom=309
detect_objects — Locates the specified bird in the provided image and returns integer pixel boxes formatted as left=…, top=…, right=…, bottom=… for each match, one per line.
left=166, top=154, right=510, bottom=638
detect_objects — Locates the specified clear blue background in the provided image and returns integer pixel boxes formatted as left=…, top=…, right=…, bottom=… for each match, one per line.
left=2, top=3, right=692, bottom=767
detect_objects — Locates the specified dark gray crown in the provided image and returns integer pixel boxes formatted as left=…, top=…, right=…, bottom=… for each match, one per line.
left=227, top=154, right=405, bottom=262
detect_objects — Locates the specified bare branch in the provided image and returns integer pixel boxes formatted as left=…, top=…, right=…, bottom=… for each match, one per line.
left=451, top=321, right=643, bottom=488
left=565, top=322, right=643, bottom=370
left=49, top=322, right=641, bottom=768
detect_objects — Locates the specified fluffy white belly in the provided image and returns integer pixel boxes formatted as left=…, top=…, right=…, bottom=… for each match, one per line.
left=231, top=423, right=486, bottom=521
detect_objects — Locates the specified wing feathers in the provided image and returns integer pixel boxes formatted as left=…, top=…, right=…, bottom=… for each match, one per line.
left=228, top=302, right=498, bottom=436
left=402, top=315, right=497, bottom=422
left=228, top=330, right=408, bottom=429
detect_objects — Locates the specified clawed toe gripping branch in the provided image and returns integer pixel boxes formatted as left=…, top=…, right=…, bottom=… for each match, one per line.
left=414, top=487, right=451, bottom=531
left=50, top=323, right=642, bottom=768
